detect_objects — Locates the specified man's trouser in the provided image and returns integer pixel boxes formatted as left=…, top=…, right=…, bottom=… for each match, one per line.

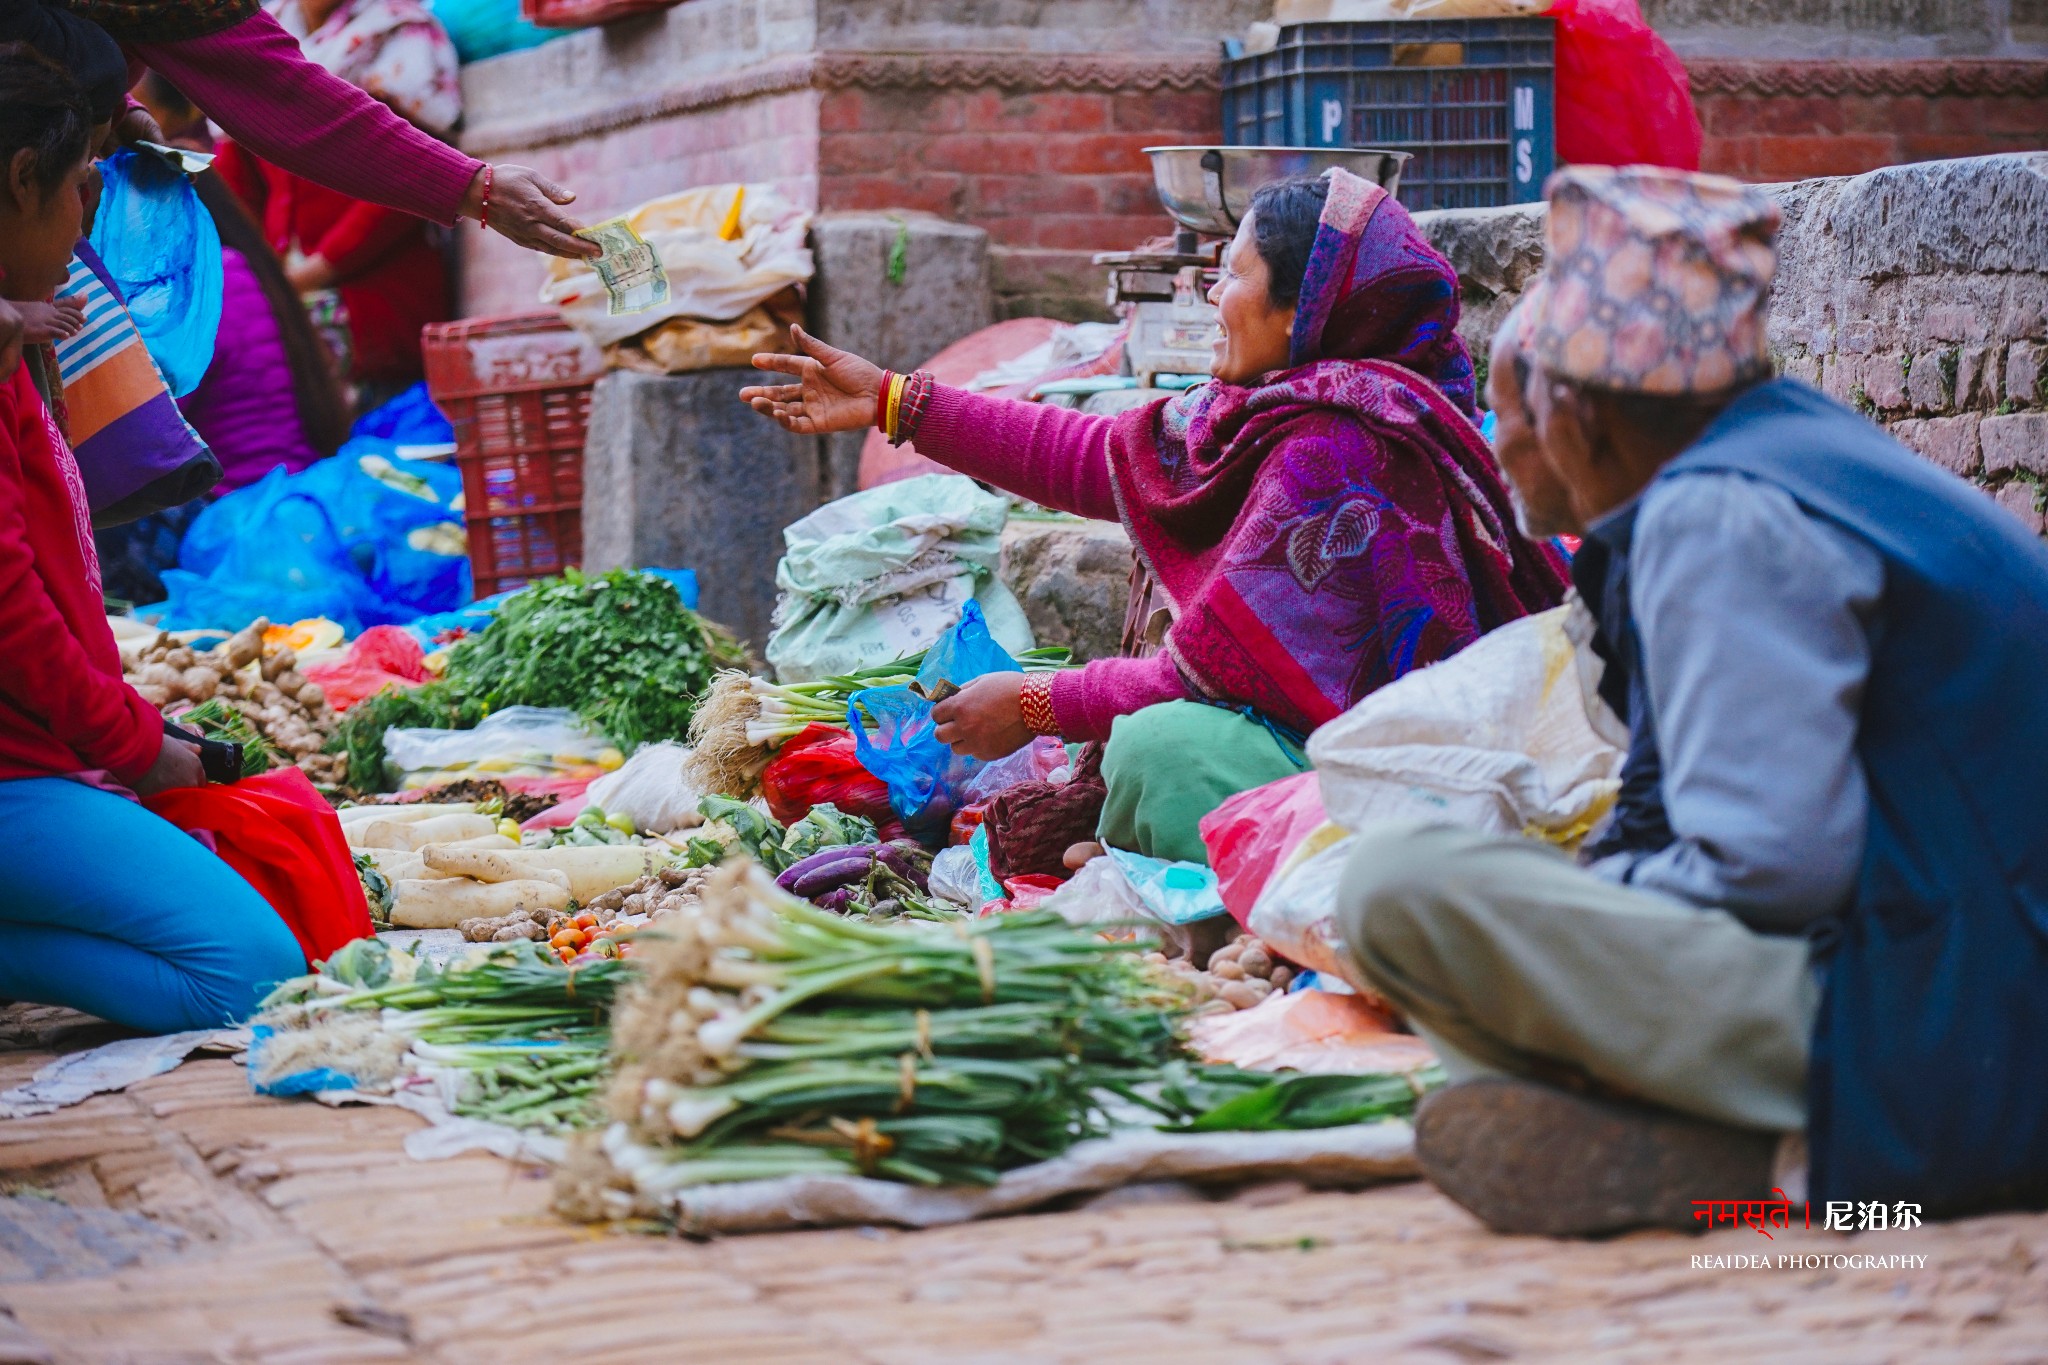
left=1336, top=822, right=1819, bottom=1133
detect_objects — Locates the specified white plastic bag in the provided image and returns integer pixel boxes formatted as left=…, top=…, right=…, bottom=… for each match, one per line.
left=1247, top=824, right=1367, bottom=992
left=1046, top=855, right=1193, bottom=957
left=584, top=741, right=702, bottom=834
left=540, top=183, right=814, bottom=349
left=928, top=845, right=984, bottom=908
left=1308, top=604, right=1625, bottom=845
left=766, top=474, right=1035, bottom=682
left=381, top=706, right=614, bottom=790
left=1252, top=603, right=1626, bottom=995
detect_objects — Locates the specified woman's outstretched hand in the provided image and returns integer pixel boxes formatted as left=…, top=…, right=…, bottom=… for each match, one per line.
left=465, top=165, right=601, bottom=260
left=741, top=325, right=885, bottom=435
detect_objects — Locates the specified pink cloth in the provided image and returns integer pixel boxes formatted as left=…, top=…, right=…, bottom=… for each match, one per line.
left=909, top=384, right=1193, bottom=742
left=130, top=10, right=480, bottom=225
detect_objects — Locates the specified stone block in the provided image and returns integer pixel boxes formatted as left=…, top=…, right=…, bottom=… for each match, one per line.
left=999, top=518, right=1133, bottom=664
left=581, top=368, right=825, bottom=651
left=1836, top=153, right=2048, bottom=280
left=2004, top=340, right=2048, bottom=408
left=1858, top=353, right=1911, bottom=411
left=1955, top=344, right=2001, bottom=409
left=1780, top=352, right=1821, bottom=387
left=1993, top=479, right=2046, bottom=536
left=1888, top=413, right=1982, bottom=477
left=1906, top=348, right=1955, bottom=412
left=1982, top=411, right=2048, bottom=476
left=808, top=212, right=993, bottom=499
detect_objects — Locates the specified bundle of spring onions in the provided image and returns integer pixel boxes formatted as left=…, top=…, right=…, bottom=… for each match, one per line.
left=554, top=863, right=1189, bottom=1218
left=684, top=645, right=1073, bottom=797
left=252, top=938, right=632, bottom=1133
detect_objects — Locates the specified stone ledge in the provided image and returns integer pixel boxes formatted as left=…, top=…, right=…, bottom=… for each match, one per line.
left=1688, top=57, right=2048, bottom=97
left=1000, top=518, right=1133, bottom=664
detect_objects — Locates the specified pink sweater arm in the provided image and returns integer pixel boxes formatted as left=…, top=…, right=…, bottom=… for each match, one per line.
left=133, top=13, right=481, bottom=226
left=909, top=385, right=1121, bottom=522
left=1049, top=655, right=1190, bottom=744
left=916, top=387, right=1189, bottom=737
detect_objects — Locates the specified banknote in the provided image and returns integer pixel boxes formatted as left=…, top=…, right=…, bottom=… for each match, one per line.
left=575, top=217, right=670, bottom=317
left=137, top=141, right=216, bottom=175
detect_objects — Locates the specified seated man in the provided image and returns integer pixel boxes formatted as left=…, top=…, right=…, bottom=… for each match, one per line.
left=1338, top=166, right=2048, bottom=1235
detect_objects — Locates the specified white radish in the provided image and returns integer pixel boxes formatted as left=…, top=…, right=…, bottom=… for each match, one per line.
left=389, top=877, right=572, bottom=929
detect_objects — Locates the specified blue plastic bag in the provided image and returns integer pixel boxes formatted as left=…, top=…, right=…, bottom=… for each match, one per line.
left=88, top=149, right=222, bottom=397
left=849, top=601, right=1023, bottom=835
left=425, top=0, right=559, bottom=62
left=152, top=468, right=389, bottom=630
left=152, top=449, right=471, bottom=632
left=345, top=382, right=455, bottom=457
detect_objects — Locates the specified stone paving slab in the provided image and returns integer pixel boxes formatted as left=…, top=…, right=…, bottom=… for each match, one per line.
left=0, top=1041, right=2040, bottom=1363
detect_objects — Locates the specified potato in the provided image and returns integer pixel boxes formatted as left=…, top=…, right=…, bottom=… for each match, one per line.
left=1237, top=946, right=1274, bottom=979
left=390, top=876, right=572, bottom=929
left=1210, top=958, right=1247, bottom=981
left=1268, top=965, right=1295, bottom=992
left=1207, top=941, right=1244, bottom=970
left=132, top=682, right=170, bottom=707
left=1218, top=980, right=1266, bottom=1010
left=418, top=844, right=670, bottom=901
left=297, top=682, right=327, bottom=710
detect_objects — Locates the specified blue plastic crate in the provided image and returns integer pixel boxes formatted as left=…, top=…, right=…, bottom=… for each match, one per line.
left=1222, top=18, right=1556, bottom=210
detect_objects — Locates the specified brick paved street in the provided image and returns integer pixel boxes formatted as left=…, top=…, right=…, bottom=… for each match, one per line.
left=2, top=1020, right=2041, bottom=1365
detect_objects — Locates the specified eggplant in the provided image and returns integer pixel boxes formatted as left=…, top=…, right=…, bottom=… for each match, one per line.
left=775, top=842, right=879, bottom=893
left=816, top=885, right=858, bottom=914
left=788, top=852, right=878, bottom=899
left=875, top=840, right=933, bottom=893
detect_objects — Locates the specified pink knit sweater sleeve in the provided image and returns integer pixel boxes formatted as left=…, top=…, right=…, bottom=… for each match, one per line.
left=133, top=13, right=482, bottom=226
left=912, top=385, right=1190, bottom=739
left=909, top=385, right=1120, bottom=521
left=1048, top=655, right=1190, bottom=744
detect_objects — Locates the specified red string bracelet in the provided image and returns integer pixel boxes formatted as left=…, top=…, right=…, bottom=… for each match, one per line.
left=478, top=165, right=494, bottom=232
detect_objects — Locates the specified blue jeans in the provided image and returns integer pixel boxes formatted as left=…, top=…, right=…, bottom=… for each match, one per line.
left=0, top=777, right=306, bottom=1033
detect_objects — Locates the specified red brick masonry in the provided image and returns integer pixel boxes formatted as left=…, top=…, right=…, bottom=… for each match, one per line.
left=1692, top=59, right=2048, bottom=182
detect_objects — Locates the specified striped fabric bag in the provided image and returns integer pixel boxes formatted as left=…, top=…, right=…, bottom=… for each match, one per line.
left=55, top=241, right=219, bottom=526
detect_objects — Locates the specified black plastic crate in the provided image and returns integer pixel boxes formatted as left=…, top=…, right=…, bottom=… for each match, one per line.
left=1222, top=18, right=1556, bottom=211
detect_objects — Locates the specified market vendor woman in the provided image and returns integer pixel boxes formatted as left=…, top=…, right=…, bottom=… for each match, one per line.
left=0, top=49, right=304, bottom=1031
left=744, top=169, right=1567, bottom=861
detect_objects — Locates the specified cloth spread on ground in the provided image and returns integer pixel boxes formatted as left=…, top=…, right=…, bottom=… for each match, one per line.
left=0, top=1027, right=246, bottom=1119
left=1107, top=171, right=1569, bottom=738
left=128, top=9, right=479, bottom=225
left=0, top=367, right=161, bottom=784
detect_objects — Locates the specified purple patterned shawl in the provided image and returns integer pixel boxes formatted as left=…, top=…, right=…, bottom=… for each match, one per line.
left=1106, top=170, right=1568, bottom=736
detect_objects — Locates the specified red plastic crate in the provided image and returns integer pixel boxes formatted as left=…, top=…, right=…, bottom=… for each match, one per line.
left=521, top=0, right=676, bottom=29
left=422, top=313, right=606, bottom=599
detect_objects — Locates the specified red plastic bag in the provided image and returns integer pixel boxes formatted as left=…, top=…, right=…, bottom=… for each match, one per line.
left=1550, top=0, right=1702, bottom=172
left=303, top=625, right=429, bottom=712
left=759, top=723, right=900, bottom=832
left=1199, top=771, right=1328, bottom=930
left=144, top=768, right=373, bottom=966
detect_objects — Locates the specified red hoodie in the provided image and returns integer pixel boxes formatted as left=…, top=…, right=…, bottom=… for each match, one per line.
left=0, top=365, right=163, bottom=783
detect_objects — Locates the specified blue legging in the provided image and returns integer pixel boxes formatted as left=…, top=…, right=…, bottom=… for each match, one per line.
left=0, top=777, right=306, bottom=1033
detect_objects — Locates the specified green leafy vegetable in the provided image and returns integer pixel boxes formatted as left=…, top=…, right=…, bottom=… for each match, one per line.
left=1125, top=1062, right=1446, bottom=1132
left=179, top=698, right=276, bottom=777
left=779, top=803, right=876, bottom=864
left=697, top=794, right=789, bottom=871
left=440, top=569, right=746, bottom=752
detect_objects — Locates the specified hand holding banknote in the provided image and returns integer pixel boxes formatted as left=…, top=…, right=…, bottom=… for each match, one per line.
left=575, top=218, right=671, bottom=316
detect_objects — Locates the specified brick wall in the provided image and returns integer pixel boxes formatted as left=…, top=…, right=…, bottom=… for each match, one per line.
left=1692, top=59, right=2048, bottom=181
left=1419, top=153, right=2048, bottom=537
left=814, top=57, right=1219, bottom=320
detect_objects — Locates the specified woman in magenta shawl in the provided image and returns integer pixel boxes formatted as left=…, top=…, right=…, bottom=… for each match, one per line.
left=745, top=169, right=1567, bottom=863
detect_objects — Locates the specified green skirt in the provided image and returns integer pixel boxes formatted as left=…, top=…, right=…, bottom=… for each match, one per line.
left=1097, top=700, right=1307, bottom=865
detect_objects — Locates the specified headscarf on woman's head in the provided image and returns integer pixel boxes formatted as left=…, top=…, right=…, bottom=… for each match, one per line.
left=1286, top=169, right=1478, bottom=413
left=1103, top=166, right=1566, bottom=735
